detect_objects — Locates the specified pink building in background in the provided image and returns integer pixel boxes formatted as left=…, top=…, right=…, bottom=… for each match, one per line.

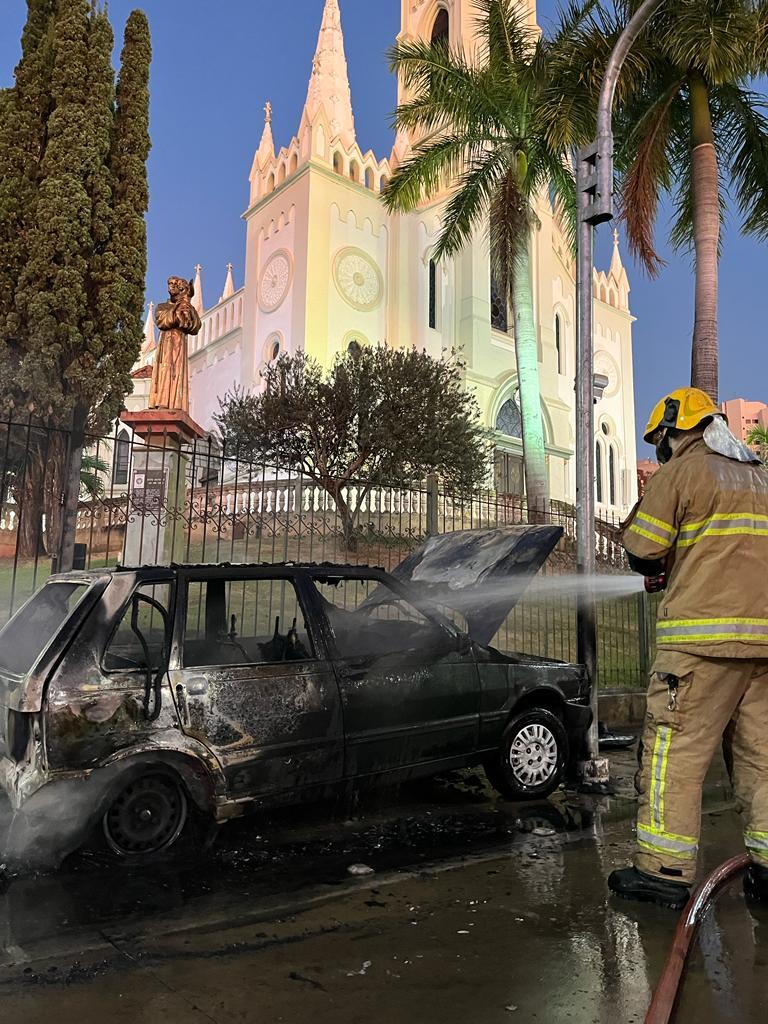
left=720, top=398, right=768, bottom=442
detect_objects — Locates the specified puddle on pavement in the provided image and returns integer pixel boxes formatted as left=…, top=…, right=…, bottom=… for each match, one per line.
left=0, top=767, right=629, bottom=952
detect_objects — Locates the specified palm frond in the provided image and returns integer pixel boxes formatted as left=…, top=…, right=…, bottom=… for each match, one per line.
left=618, top=79, right=684, bottom=275
left=434, top=147, right=518, bottom=262
left=383, top=132, right=503, bottom=215
left=490, top=168, right=531, bottom=300
left=658, top=0, right=755, bottom=83
left=714, top=83, right=768, bottom=240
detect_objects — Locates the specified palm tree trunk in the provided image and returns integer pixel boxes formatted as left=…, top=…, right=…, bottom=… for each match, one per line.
left=689, top=72, right=720, bottom=402
left=511, top=233, right=549, bottom=518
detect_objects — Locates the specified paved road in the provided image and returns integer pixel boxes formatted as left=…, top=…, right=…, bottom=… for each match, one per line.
left=1, top=751, right=765, bottom=1023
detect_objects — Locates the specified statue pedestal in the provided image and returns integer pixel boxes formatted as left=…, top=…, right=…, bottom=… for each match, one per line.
left=119, top=409, right=207, bottom=566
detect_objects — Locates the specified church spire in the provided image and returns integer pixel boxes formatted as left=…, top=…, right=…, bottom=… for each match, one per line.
left=142, top=301, right=156, bottom=352
left=610, top=228, right=625, bottom=279
left=257, top=100, right=275, bottom=168
left=192, top=264, right=205, bottom=316
left=302, top=0, right=355, bottom=148
left=220, top=263, right=235, bottom=303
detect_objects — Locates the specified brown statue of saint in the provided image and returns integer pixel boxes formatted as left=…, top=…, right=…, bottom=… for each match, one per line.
left=149, top=276, right=202, bottom=413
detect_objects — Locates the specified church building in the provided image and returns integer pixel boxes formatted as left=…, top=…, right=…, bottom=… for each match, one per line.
left=140, top=0, right=638, bottom=515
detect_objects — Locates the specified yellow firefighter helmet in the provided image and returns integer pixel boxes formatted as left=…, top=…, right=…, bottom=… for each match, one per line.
left=643, top=388, right=721, bottom=443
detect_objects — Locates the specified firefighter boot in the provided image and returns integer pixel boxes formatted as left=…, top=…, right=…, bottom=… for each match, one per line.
left=608, top=866, right=690, bottom=910
left=745, top=863, right=768, bottom=905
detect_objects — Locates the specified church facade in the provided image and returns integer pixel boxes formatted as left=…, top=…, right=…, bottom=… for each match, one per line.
left=140, top=0, right=638, bottom=515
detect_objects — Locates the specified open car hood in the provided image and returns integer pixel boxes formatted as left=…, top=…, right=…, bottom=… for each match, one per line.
left=392, top=526, right=564, bottom=646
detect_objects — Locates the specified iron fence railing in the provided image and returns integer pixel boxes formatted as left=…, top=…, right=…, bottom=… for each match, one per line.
left=0, top=415, right=652, bottom=688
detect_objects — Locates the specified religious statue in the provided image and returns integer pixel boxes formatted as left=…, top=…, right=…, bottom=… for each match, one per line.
left=148, top=276, right=202, bottom=413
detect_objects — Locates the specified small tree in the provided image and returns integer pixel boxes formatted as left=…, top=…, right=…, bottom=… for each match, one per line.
left=215, top=347, right=492, bottom=549
left=747, top=425, right=768, bottom=465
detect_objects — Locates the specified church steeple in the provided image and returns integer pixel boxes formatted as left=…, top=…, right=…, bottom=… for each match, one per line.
left=192, top=264, right=205, bottom=316
left=257, top=100, right=275, bottom=168
left=220, top=263, right=235, bottom=303
left=142, top=301, right=156, bottom=353
left=610, top=228, right=625, bottom=279
left=302, top=0, right=355, bottom=148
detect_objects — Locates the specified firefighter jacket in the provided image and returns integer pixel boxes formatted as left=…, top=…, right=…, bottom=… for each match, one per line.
left=622, top=434, right=768, bottom=658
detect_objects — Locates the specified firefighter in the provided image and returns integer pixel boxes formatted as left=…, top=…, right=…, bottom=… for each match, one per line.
left=608, top=388, right=768, bottom=909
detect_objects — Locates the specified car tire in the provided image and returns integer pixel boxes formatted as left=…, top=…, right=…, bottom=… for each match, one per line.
left=485, top=708, right=568, bottom=801
left=102, top=770, right=190, bottom=860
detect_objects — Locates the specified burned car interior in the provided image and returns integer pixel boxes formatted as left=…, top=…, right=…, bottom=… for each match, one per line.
left=181, top=577, right=314, bottom=667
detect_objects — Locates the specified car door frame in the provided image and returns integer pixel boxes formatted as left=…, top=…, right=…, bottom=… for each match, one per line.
left=169, top=565, right=344, bottom=803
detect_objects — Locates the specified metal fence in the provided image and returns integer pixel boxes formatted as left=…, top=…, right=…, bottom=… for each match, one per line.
left=0, top=415, right=656, bottom=688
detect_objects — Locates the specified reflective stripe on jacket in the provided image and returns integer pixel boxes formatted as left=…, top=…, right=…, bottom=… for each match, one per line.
left=622, top=435, right=768, bottom=658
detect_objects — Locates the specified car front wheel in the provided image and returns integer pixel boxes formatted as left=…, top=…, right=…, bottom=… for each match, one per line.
left=485, top=708, right=568, bottom=801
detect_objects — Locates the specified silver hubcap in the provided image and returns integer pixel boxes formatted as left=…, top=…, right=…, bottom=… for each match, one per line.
left=509, top=723, right=558, bottom=787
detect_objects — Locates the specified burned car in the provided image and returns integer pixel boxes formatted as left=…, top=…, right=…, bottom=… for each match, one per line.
left=0, top=527, right=590, bottom=863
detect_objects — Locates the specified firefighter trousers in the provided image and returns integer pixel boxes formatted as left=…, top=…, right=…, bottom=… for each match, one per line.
left=634, top=651, right=768, bottom=885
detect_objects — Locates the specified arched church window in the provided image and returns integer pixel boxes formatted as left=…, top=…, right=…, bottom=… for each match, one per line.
left=365, top=167, right=375, bottom=190
left=347, top=338, right=363, bottom=358
left=266, top=172, right=275, bottom=194
left=379, top=174, right=390, bottom=193
left=609, top=443, right=617, bottom=506
left=555, top=313, right=563, bottom=374
left=333, top=151, right=344, bottom=175
left=428, top=258, right=437, bottom=330
left=113, top=429, right=130, bottom=486
left=289, top=152, right=298, bottom=175
left=595, top=441, right=604, bottom=503
left=349, top=160, right=360, bottom=184
left=495, top=394, right=523, bottom=438
left=431, top=7, right=450, bottom=44
left=264, top=333, right=282, bottom=364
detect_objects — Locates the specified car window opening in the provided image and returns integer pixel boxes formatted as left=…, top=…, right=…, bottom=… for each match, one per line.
left=0, top=581, right=89, bottom=677
left=183, top=577, right=314, bottom=668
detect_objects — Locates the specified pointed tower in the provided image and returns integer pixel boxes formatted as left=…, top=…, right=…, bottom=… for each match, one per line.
left=141, top=301, right=156, bottom=354
left=608, top=229, right=630, bottom=311
left=220, top=263, right=236, bottom=303
left=303, top=0, right=355, bottom=148
left=192, top=264, right=205, bottom=317
left=257, top=100, right=275, bottom=168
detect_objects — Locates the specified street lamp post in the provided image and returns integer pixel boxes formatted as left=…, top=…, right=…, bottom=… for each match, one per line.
left=576, top=0, right=665, bottom=782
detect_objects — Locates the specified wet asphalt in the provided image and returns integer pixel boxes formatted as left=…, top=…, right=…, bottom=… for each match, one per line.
left=0, top=749, right=766, bottom=1023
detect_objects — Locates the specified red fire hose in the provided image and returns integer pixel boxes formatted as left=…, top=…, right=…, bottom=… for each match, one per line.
left=644, top=853, right=751, bottom=1024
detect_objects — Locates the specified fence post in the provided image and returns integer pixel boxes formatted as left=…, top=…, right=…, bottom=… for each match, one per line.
left=637, top=588, right=651, bottom=682
left=426, top=473, right=439, bottom=536
left=58, top=411, right=86, bottom=573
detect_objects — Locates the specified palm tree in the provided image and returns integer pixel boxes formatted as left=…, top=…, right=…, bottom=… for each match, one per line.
left=383, top=0, right=586, bottom=513
left=747, top=425, right=768, bottom=464
left=80, top=452, right=109, bottom=500
left=546, top=0, right=768, bottom=403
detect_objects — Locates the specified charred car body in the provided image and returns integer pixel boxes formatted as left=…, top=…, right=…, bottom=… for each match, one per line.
left=0, top=527, right=590, bottom=864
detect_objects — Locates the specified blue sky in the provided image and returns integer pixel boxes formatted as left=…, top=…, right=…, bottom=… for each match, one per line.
left=1, top=0, right=766, bottom=453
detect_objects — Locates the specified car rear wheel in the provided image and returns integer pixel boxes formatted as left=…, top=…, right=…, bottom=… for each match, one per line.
left=103, top=772, right=188, bottom=858
left=485, top=708, right=568, bottom=801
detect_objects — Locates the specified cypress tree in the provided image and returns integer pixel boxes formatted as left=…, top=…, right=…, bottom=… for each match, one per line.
left=0, top=0, right=55, bottom=408
left=2, top=1, right=151, bottom=425
left=97, top=9, right=152, bottom=420
left=0, top=1, right=152, bottom=556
